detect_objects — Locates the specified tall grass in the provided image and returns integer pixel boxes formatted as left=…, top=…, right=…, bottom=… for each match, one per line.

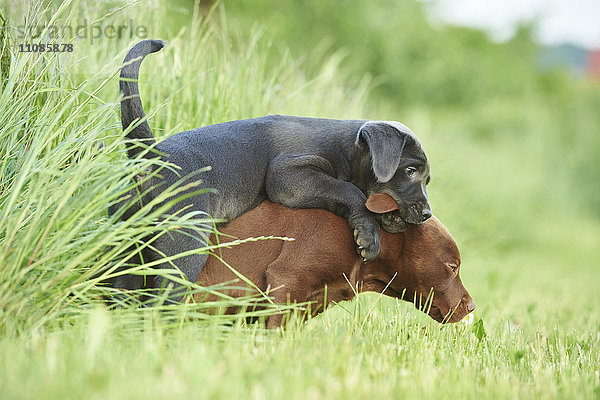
left=0, top=293, right=598, bottom=399
left=0, top=1, right=216, bottom=335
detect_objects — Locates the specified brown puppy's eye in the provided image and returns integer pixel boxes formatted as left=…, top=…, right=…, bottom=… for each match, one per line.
left=446, top=263, right=458, bottom=272
left=406, top=167, right=417, bottom=177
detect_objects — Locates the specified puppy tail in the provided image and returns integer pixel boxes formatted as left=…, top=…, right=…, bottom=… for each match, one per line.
left=119, top=39, right=166, bottom=158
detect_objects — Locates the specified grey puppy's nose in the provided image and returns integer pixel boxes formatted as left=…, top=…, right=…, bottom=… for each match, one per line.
left=421, top=209, right=432, bottom=221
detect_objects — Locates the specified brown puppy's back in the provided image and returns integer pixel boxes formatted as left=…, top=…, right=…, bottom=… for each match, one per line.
left=197, top=201, right=358, bottom=297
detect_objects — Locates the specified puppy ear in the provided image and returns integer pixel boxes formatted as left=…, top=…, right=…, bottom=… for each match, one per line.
left=357, top=121, right=414, bottom=183
left=366, top=193, right=400, bottom=213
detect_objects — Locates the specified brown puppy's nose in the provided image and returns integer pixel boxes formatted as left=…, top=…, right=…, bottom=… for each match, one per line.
left=421, top=209, right=432, bottom=221
left=466, top=298, right=476, bottom=313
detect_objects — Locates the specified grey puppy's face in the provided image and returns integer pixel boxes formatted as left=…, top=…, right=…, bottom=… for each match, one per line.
left=357, top=121, right=431, bottom=232
left=376, top=167, right=431, bottom=231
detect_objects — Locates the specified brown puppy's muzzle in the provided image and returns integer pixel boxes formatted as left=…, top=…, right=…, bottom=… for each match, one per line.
left=434, top=294, right=475, bottom=324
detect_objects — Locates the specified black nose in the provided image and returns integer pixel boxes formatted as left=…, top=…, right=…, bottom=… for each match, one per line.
left=421, top=209, right=432, bottom=221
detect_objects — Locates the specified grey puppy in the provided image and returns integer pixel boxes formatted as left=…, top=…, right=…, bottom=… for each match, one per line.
left=111, top=39, right=431, bottom=293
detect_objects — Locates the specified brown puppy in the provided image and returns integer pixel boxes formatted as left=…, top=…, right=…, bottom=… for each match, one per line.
left=196, top=197, right=474, bottom=328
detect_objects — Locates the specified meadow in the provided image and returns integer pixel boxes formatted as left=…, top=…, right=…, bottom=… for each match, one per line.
left=0, top=1, right=598, bottom=398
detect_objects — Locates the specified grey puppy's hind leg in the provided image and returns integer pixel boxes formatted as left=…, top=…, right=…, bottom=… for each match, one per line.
left=266, top=154, right=380, bottom=261
left=139, top=229, right=211, bottom=303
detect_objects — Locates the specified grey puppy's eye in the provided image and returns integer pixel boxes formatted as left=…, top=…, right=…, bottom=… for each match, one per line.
left=406, top=167, right=417, bottom=177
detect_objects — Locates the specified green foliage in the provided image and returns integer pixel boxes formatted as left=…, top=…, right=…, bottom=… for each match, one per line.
left=0, top=296, right=598, bottom=399
left=0, top=1, right=219, bottom=334
left=472, top=318, right=487, bottom=341
left=0, top=10, right=9, bottom=88
left=225, top=0, right=537, bottom=107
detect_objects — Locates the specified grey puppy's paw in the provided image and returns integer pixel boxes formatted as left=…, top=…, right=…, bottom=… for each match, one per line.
left=352, top=220, right=381, bottom=262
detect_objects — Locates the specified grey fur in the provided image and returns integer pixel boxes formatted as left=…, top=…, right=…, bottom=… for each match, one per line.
left=111, top=39, right=431, bottom=293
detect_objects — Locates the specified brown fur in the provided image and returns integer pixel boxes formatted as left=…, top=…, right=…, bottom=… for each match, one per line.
left=196, top=201, right=474, bottom=328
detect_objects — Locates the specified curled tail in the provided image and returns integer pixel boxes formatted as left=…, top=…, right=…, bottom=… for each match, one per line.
left=120, top=39, right=166, bottom=158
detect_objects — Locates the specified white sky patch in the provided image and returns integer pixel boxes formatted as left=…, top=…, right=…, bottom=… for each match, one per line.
left=428, top=0, right=600, bottom=48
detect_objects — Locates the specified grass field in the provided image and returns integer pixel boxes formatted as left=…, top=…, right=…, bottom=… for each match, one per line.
left=0, top=1, right=599, bottom=399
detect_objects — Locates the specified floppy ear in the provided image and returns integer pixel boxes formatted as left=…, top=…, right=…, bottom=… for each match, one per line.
left=357, top=121, right=413, bottom=183
left=366, top=193, right=400, bottom=214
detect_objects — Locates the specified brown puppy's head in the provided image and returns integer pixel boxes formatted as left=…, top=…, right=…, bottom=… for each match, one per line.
left=367, top=194, right=474, bottom=323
